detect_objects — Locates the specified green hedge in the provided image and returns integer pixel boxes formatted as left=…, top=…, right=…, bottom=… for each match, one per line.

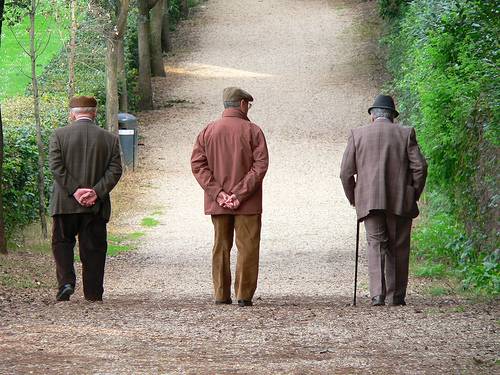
left=380, top=0, right=499, bottom=293
left=2, top=96, right=67, bottom=233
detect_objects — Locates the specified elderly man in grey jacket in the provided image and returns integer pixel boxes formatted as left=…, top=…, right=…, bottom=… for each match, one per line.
left=340, top=95, right=427, bottom=306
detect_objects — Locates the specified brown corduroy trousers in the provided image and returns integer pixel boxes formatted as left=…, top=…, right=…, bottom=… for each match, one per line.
left=211, top=214, right=261, bottom=302
left=363, top=210, right=412, bottom=303
left=52, top=214, right=108, bottom=300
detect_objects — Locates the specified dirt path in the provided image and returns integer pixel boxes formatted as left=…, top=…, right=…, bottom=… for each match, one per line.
left=1, top=1, right=498, bottom=374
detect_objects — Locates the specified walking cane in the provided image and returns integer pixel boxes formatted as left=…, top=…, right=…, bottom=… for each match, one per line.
left=353, top=219, right=360, bottom=306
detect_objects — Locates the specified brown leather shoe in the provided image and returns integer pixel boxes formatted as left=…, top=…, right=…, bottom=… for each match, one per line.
left=371, top=296, right=385, bottom=306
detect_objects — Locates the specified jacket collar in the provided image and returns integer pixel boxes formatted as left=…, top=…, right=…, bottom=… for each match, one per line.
left=373, top=117, right=393, bottom=125
left=222, top=108, right=249, bottom=121
left=73, top=118, right=95, bottom=125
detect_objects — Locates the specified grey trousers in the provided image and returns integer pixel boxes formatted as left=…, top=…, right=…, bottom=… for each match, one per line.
left=363, top=210, right=412, bottom=303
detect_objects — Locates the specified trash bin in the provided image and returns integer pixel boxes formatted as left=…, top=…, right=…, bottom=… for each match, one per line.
left=118, top=113, right=138, bottom=170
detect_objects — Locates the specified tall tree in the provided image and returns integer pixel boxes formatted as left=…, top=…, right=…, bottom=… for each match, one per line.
left=180, top=0, right=188, bottom=18
left=161, top=0, right=171, bottom=53
left=28, top=0, right=48, bottom=238
left=0, top=0, right=7, bottom=254
left=117, top=29, right=128, bottom=112
left=105, top=0, right=130, bottom=132
left=137, top=0, right=160, bottom=110
left=150, top=0, right=166, bottom=77
left=68, top=0, right=77, bottom=99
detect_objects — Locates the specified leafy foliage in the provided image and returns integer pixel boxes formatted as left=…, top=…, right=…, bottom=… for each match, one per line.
left=1, top=0, right=203, bottom=237
left=381, top=0, right=499, bottom=294
left=1, top=95, right=67, bottom=232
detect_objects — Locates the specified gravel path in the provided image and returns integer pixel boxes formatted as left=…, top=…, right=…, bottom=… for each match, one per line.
left=0, top=1, right=498, bottom=374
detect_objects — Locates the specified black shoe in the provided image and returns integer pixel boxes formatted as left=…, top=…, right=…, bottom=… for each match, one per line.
left=390, top=298, right=406, bottom=306
left=237, top=300, right=253, bottom=307
left=85, top=296, right=103, bottom=302
left=371, top=296, right=385, bottom=306
left=215, top=299, right=232, bottom=305
left=56, top=284, right=74, bottom=302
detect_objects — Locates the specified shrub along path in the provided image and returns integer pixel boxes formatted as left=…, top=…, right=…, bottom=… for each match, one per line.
left=0, top=1, right=498, bottom=373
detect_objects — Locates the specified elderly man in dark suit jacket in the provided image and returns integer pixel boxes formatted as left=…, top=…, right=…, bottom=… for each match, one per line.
left=340, top=95, right=427, bottom=306
left=49, top=96, right=122, bottom=302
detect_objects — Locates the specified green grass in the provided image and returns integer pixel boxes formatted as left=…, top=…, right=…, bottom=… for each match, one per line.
left=0, top=13, right=70, bottom=100
left=107, top=232, right=145, bottom=257
left=74, top=232, right=145, bottom=260
left=428, top=286, right=449, bottom=297
left=414, top=263, right=447, bottom=278
left=127, top=232, right=146, bottom=240
left=141, top=217, right=160, bottom=228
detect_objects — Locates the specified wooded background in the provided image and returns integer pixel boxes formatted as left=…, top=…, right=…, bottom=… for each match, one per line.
left=0, top=0, right=193, bottom=244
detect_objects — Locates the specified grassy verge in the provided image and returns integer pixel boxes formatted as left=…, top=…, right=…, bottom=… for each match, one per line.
left=411, top=198, right=499, bottom=298
left=0, top=14, right=69, bottom=100
left=0, top=214, right=154, bottom=294
left=107, top=231, right=145, bottom=257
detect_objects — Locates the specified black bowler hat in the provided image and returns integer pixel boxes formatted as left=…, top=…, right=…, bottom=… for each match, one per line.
left=368, top=95, right=399, bottom=117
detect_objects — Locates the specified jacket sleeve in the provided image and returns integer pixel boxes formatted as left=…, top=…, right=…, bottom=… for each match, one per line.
left=191, top=128, right=223, bottom=200
left=340, top=130, right=356, bottom=205
left=407, top=127, right=428, bottom=200
left=49, top=132, right=81, bottom=196
left=92, top=135, right=123, bottom=199
left=231, top=129, right=269, bottom=202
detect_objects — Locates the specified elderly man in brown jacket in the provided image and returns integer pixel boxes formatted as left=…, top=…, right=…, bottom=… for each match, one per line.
left=49, top=96, right=122, bottom=302
left=340, top=95, right=427, bottom=306
left=191, top=87, right=269, bottom=307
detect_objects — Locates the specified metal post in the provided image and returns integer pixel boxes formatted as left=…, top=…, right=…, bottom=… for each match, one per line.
left=353, top=219, right=360, bottom=306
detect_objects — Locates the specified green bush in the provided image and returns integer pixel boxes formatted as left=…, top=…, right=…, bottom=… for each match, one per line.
left=1, top=95, right=66, bottom=233
left=381, top=0, right=499, bottom=294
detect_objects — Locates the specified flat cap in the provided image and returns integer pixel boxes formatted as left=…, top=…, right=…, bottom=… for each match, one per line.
left=223, top=87, right=254, bottom=103
left=69, top=96, right=97, bottom=108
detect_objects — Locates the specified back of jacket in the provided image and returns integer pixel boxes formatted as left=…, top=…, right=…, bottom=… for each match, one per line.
left=191, top=108, right=269, bottom=215
left=340, top=118, right=427, bottom=220
left=49, top=119, right=122, bottom=221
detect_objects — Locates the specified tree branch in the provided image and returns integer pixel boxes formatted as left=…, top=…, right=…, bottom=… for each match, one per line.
left=115, top=0, right=130, bottom=38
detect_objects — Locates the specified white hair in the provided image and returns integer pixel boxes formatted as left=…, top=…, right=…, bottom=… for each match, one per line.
left=371, top=108, right=394, bottom=122
left=70, top=107, right=97, bottom=114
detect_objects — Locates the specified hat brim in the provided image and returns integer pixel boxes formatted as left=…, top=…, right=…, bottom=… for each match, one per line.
left=368, top=106, right=399, bottom=118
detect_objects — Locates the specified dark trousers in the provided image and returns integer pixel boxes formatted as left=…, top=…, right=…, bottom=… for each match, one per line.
left=211, top=215, right=261, bottom=302
left=363, top=210, right=412, bottom=303
left=52, top=214, right=108, bottom=300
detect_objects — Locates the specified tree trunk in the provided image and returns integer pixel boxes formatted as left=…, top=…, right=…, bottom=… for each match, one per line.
left=180, top=0, right=188, bottom=18
left=116, top=0, right=129, bottom=113
left=106, top=0, right=130, bottom=130
left=29, top=0, right=48, bottom=239
left=0, top=106, right=6, bottom=254
left=0, top=0, right=7, bottom=253
left=106, top=38, right=119, bottom=133
left=150, top=0, right=165, bottom=77
left=117, top=38, right=128, bottom=112
left=68, top=0, right=77, bottom=99
left=137, top=0, right=153, bottom=110
left=161, top=0, right=171, bottom=53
